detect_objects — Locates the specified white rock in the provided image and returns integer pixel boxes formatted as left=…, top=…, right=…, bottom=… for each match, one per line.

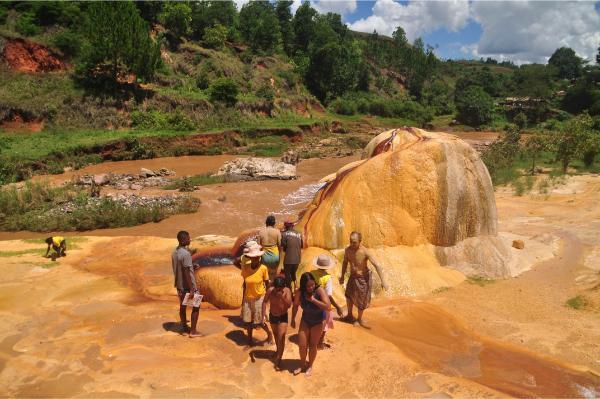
left=214, top=157, right=297, bottom=181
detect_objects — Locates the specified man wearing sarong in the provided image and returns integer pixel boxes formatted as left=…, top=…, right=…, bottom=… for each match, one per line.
left=258, top=215, right=282, bottom=282
left=339, top=231, right=388, bottom=328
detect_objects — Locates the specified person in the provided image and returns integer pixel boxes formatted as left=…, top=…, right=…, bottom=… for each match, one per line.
left=258, top=215, right=282, bottom=282
left=261, top=276, right=292, bottom=370
left=291, top=272, right=330, bottom=377
left=241, top=242, right=274, bottom=347
left=310, top=254, right=343, bottom=349
left=281, top=220, right=302, bottom=291
left=45, top=236, right=66, bottom=260
left=339, top=231, right=388, bottom=329
left=171, top=231, right=202, bottom=337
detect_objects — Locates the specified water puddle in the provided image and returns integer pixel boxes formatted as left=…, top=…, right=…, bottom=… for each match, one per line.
left=370, top=300, right=600, bottom=398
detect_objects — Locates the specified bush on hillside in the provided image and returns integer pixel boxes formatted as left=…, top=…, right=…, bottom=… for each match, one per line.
left=209, top=78, right=239, bottom=107
left=456, top=85, right=495, bottom=127
left=51, top=30, right=83, bottom=58
left=203, top=24, right=227, bottom=49
left=16, top=12, right=41, bottom=36
left=131, top=110, right=195, bottom=131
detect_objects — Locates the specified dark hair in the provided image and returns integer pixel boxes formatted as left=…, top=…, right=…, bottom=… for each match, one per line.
left=176, top=231, right=189, bottom=243
left=273, top=276, right=285, bottom=288
left=266, top=215, right=276, bottom=227
left=350, top=231, right=362, bottom=242
left=299, top=272, right=318, bottom=293
left=45, top=237, right=53, bottom=244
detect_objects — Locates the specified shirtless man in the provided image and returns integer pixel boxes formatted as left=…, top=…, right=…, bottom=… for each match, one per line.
left=258, top=215, right=282, bottom=281
left=339, top=231, right=388, bottom=328
left=261, top=277, right=292, bottom=370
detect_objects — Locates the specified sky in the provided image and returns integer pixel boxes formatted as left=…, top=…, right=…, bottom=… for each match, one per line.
left=235, top=0, right=600, bottom=65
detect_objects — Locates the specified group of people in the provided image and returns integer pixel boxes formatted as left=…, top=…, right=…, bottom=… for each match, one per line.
left=171, top=215, right=388, bottom=377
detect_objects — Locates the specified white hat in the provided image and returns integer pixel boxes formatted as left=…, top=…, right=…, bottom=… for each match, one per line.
left=313, top=254, right=334, bottom=270
left=245, top=243, right=264, bottom=258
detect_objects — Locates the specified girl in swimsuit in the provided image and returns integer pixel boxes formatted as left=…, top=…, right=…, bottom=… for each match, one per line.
left=291, top=272, right=331, bottom=377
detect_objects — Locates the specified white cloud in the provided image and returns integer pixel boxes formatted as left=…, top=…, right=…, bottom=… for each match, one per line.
left=471, top=1, right=600, bottom=64
left=348, top=0, right=470, bottom=40
left=291, top=0, right=303, bottom=15
left=311, top=0, right=357, bottom=17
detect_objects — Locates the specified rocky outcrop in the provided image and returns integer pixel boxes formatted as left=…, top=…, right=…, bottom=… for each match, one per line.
left=296, top=127, right=510, bottom=294
left=75, top=168, right=175, bottom=190
left=213, top=157, right=296, bottom=181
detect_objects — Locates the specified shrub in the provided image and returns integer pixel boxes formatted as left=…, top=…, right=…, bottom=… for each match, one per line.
left=130, top=110, right=194, bottom=131
left=330, top=97, right=357, bottom=115
left=513, top=112, right=528, bottom=129
left=209, top=78, right=239, bottom=107
left=51, top=30, right=83, bottom=58
left=195, top=71, right=210, bottom=90
left=277, top=69, right=298, bottom=89
left=203, top=24, right=227, bottom=49
left=16, top=12, right=41, bottom=36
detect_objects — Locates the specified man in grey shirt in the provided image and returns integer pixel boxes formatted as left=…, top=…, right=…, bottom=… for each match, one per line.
left=172, top=230, right=201, bottom=337
left=281, top=221, right=303, bottom=291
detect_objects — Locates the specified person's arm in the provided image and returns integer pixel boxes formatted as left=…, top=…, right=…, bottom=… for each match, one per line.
left=325, top=278, right=342, bottom=316
left=262, top=287, right=272, bottom=324
left=339, top=252, right=348, bottom=285
left=308, top=287, right=331, bottom=311
left=283, top=287, right=292, bottom=309
left=281, top=233, right=287, bottom=252
left=45, top=243, right=51, bottom=257
left=277, top=230, right=282, bottom=253
left=182, top=252, right=198, bottom=294
left=367, top=251, right=388, bottom=291
left=291, top=290, right=300, bottom=328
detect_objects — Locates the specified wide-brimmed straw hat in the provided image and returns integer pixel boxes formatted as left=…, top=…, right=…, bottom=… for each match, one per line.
left=313, top=254, right=334, bottom=270
left=245, top=241, right=264, bottom=258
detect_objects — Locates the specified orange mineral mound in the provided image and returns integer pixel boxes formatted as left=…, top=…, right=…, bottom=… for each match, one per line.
left=297, top=127, right=513, bottom=296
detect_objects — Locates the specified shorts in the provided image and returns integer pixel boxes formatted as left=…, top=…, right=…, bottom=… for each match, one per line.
left=242, top=296, right=264, bottom=325
left=323, top=310, right=334, bottom=332
left=269, top=312, right=289, bottom=324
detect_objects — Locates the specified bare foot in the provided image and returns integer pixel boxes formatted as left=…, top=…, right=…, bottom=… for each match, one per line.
left=358, top=320, right=371, bottom=329
left=353, top=320, right=359, bottom=327
left=189, top=331, right=204, bottom=338
left=293, top=367, right=304, bottom=376
left=305, top=366, right=313, bottom=377
left=274, top=358, right=282, bottom=371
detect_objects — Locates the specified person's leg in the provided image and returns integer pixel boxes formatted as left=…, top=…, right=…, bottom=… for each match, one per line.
left=294, top=321, right=308, bottom=375
left=306, top=322, right=323, bottom=377
left=246, top=323, right=254, bottom=346
left=261, top=321, right=274, bottom=344
left=178, top=290, right=188, bottom=331
left=344, top=297, right=355, bottom=322
left=283, top=265, right=292, bottom=289
left=290, top=264, right=298, bottom=292
left=357, top=307, right=370, bottom=328
left=189, top=306, right=201, bottom=337
left=277, top=322, right=287, bottom=366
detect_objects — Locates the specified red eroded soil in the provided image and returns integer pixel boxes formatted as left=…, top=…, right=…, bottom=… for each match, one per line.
left=0, top=112, right=44, bottom=132
left=2, top=38, right=66, bottom=73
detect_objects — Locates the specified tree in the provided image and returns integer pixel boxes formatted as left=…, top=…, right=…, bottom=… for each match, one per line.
left=80, top=2, right=161, bottom=83
left=553, top=112, right=594, bottom=172
left=275, top=0, right=294, bottom=55
left=203, top=24, right=227, bottom=49
left=190, top=1, right=237, bottom=41
left=305, top=41, right=360, bottom=103
left=392, top=26, right=408, bottom=47
left=159, top=2, right=192, bottom=38
left=597, top=45, right=600, bottom=65
left=238, top=1, right=282, bottom=54
left=514, top=112, right=528, bottom=129
left=524, top=133, right=548, bottom=174
left=455, top=86, right=495, bottom=126
left=548, top=47, right=583, bottom=80
left=293, top=2, right=317, bottom=54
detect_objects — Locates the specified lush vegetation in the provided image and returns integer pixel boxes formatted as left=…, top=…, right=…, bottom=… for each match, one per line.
left=0, top=1, right=599, bottom=187
left=0, top=181, right=199, bottom=231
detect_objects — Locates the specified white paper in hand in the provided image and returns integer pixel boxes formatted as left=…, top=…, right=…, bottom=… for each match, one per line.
left=182, top=293, right=203, bottom=307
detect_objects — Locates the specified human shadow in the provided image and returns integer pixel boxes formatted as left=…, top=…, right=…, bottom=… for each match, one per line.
left=225, top=329, right=248, bottom=347
left=162, top=321, right=188, bottom=334
left=288, top=333, right=299, bottom=345
left=222, top=314, right=246, bottom=328
left=249, top=349, right=302, bottom=374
